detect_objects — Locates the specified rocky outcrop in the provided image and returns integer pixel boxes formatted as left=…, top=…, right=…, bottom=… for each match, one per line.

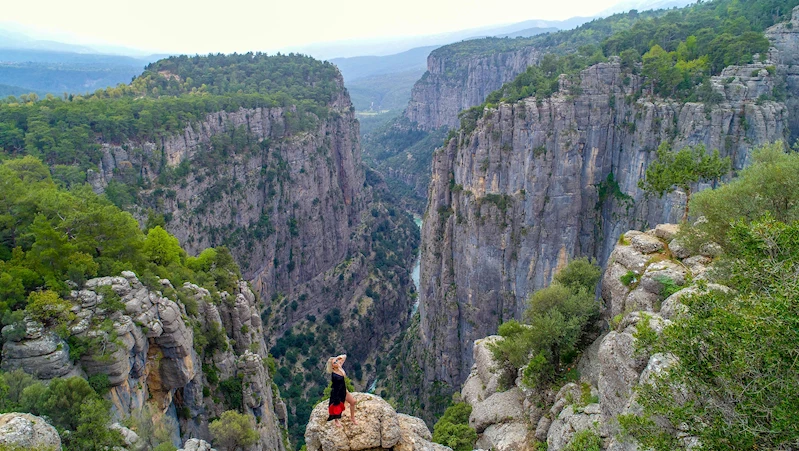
left=1, top=321, right=74, bottom=379
left=304, top=393, right=450, bottom=451
left=0, top=272, right=288, bottom=451
left=0, top=413, right=62, bottom=450
left=458, top=224, right=729, bottom=450
left=179, top=438, right=217, bottom=451
left=417, top=16, right=799, bottom=397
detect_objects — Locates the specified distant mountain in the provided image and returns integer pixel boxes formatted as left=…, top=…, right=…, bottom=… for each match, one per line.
left=331, top=46, right=438, bottom=81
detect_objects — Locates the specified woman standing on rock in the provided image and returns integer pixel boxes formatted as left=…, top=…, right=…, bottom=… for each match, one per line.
left=326, top=354, right=358, bottom=427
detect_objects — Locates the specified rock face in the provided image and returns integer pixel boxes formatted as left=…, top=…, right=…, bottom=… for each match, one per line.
left=0, top=272, right=287, bottom=451
left=304, top=393, right=450, bottom=451
left=459, top=224, right=729, bottom=450
left=417, top=15, right=799, bottom=398
left=406, top=47, right=542, bottom=130
left=0, top=413, right=62, bottom=450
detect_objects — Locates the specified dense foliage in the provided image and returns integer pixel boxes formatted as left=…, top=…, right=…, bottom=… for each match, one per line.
left=431, top=402, right=477, bottom=451
left=621, top=143, right=799, bottom=449
left=0, top=156, right=240, bottom=317
left=489, top=258, right=601, bottom=389
left=687, top=141, right=799, bottom=248
left=0, top=371, right=124, bottom=451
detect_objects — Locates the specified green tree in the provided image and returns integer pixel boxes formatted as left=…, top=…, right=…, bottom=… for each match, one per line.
left=688, top=141, right=799, bottom=249
left=142, top=226, right=183, bottom=266
left=209, top=410, right=259, bottom=451
left=489, top=258, right=600, bottom=388
left=25, top=290, right=75, bottom=326
left=432, top=402, right=477, bottom=451
left=65, top=398, right=124, bottom=451
left=638, top=143, right=731, bottom=222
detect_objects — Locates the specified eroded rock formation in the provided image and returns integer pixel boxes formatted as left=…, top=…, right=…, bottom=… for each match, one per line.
left=417, top=11, right=799, bottom=398
left=0, top=272, right=287, bottom=451
left=459, top=223, right=728, bottom=450
left=0, top=413, right=62, bottom=450
left=304, top=393, right=450, bottom=451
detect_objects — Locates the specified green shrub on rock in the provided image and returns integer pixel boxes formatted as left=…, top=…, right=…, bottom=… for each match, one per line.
left=432, top=402, right=477, bottom=451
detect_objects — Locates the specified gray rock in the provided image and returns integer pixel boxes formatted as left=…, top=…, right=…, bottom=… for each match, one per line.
left=1, top=330, right=73, bottom=379
left=0, top=413, right=62, bottom=450
left=654, top=224, right=680, bottom=241
left=475, top=422, right=530, bottom=451
left=629, top=232, right=665, bottom=255
left=469, top=388, right=525, bottom=433
left=179, top=438, right=217, bottom=451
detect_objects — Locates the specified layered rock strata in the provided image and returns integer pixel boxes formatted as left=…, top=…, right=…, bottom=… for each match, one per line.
left=406, top=49, right=542, bottom=130
left=418, top=20, right=798, bottom=394
left=85, top=71, right=418, bottom=384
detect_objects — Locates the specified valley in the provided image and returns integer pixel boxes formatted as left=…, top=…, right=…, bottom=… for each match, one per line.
left=1, top=0, right=798, bottom=450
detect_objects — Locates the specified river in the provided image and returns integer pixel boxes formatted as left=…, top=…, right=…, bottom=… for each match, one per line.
left=411, top=216, right=422, bottom=314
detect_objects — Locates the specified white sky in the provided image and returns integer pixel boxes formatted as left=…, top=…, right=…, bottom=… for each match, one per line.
left=2, top=0, right=627, bottom=54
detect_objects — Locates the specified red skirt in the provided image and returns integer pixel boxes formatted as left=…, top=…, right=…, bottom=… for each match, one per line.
left=327, top=402, right=345, bottom=420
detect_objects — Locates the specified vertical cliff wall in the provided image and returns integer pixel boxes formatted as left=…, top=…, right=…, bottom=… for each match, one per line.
left=405, top=48, right=542, bottom=130
left=417, top=21, right=797, bottom=395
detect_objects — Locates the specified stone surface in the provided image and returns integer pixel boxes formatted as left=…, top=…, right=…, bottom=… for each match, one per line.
left=305, top=393, right=448, bottom=451
left=179, top=438, right=217, bottom=451
left=0, top=413, right=62, bottom=450
left=469, top=388, right=525, bottom=433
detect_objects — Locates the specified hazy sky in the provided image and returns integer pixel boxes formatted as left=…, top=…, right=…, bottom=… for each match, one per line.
left=4, top=0, right=629, bottom=54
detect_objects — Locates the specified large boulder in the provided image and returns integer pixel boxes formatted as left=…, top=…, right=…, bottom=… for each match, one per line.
left=179, top=438, right=217, bottom=451
left=469, top=388, right=525, bottom=433
left=0, top=413, right=62, bottom=450
left=305, top=393, right=449, bottom=451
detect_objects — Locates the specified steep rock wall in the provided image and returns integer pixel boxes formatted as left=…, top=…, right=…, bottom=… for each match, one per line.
left=405, top=49, right=542, bottom=130
left=459, top=224, right=727, bottom=451
left=418, top=44, right=793, bottom=393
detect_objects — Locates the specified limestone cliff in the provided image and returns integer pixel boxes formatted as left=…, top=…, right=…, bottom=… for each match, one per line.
left=416, top=13, right=799, bottom=404
left=405, top=48, right=542, bottom=130
left=459, top=224, right=727, bottom=450
left=1, top=272, right=288, bottom=451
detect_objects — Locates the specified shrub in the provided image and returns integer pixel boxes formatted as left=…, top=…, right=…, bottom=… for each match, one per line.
left=209, top=410, right=259, bottom=451
left=563, top=429, right=601, bottom=451
left=432, top=403, right=477, bottom=451
left=490, top=258, right=600, bottom=388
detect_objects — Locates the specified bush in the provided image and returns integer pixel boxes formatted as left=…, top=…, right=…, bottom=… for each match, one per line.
left=209, top=410, right=259, bottom=451
left=686, top=142, right=799, bottom=250
left=563, top=429, right=601, bottom=451
left=622, top=218, right=799, bottom=450
left=490, top=258, right=600, bottom=388
left=432, top=403, right=477, bottom=451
